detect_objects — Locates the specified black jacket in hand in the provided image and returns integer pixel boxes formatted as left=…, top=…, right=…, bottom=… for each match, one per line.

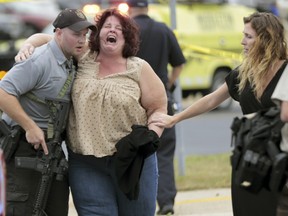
left=115, top=125, right=160, bottom=200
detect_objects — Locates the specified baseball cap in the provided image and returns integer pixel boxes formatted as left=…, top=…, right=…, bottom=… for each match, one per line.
left=126, top=0, right=148, bottom=7
left=53, top=8, right=96, bottom=32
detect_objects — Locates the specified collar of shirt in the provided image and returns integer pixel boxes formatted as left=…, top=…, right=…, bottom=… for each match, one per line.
left=48, top=39, right=69, bottom=69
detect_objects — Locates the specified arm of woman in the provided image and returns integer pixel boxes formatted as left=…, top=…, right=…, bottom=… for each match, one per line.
left=15, top=33, right=53, bottom=62
left=150, top=83, right=231, bottom=128
left=168, top=64, right=184, bottom=90
left=281, top=101, right=288, bottom=122
left=139, top=61, right=167, bottom=137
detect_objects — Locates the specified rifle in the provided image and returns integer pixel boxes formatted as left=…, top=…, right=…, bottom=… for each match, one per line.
left=15, top=98, right=70, bottom=216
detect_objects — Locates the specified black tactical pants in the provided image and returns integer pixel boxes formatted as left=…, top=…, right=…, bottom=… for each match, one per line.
left=231, top=168, right=278, bottom=216
left=277, top=178, right=288, bottom=216
left=6, top=136, right=69, bottom=216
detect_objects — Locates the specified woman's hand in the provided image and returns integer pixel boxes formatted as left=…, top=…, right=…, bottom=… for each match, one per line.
left=14, top=43, right=35, bottom=62
left=148, top=112, right=176, bottom=128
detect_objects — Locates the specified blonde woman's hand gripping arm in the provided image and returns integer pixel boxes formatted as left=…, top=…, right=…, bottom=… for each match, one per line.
left=149, top=83, right=231, bottom=128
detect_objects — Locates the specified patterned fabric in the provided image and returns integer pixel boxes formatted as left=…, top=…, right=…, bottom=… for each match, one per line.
left=67, top=51, right=147, bottom=157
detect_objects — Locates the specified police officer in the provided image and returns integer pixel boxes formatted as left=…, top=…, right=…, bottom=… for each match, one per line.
left=0, top=9, right=95, bottom=216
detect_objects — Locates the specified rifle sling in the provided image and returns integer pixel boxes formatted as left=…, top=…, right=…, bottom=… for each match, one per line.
left=25, top=62, right=74, bottom=138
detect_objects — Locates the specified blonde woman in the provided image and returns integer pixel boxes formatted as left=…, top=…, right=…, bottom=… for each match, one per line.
left=150, top=12, right=288, bottom=216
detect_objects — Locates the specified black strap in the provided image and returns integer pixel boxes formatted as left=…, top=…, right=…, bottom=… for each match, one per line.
left=26, top=60, right=74, bottom=103
left=25, top=60, right=75, bottom=138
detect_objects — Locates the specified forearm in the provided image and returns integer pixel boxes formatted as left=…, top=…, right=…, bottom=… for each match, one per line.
left=148, top=106, right=167, bottom=137
left=141, top=62, right=168, bottom=137
left=173, top=94, right=215, bottom=123
left=168, top=65, right=183, bottom=90
left=146, top=89, right=168, bottom=137
left=16, top=33, right=53, bottom=62
left=148, top=123, right=164, bottom=138
left=173, top=87, right=229, bottom=123
left=22, top=33, right=53, bottom=47
left=280, top=101, right=288, bottom=122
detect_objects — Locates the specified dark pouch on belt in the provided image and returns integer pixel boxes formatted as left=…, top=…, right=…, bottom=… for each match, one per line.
left=0, top=120, right=22, bottom=162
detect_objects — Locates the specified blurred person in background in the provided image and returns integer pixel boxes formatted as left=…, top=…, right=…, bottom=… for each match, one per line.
left=127, top=0, right=186, bottom=215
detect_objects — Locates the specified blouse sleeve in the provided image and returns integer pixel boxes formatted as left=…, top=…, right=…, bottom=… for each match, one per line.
left=272, top=64, right=288, bottom=104
left=225, top=67, right=240, bottom=102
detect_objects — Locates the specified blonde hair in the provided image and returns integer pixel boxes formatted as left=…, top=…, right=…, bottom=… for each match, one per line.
left=238, top=12, right=288, bottom=99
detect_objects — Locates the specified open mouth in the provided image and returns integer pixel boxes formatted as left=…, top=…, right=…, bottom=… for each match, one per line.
left=107, top=35, right=116, bottom=43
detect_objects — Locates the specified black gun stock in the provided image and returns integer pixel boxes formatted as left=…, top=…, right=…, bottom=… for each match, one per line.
left=0, top=120, right=22, bottom=162
left=0, top=120, right=11, bottom=136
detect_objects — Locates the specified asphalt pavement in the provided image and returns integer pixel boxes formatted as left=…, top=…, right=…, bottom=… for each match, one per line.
left=171, top=188, right=233, bottom=216
left=68, top=187, right=233, bottom=216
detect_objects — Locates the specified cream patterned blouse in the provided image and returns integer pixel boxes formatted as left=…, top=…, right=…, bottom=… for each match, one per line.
left=67, top=51, right=147, bottom=157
